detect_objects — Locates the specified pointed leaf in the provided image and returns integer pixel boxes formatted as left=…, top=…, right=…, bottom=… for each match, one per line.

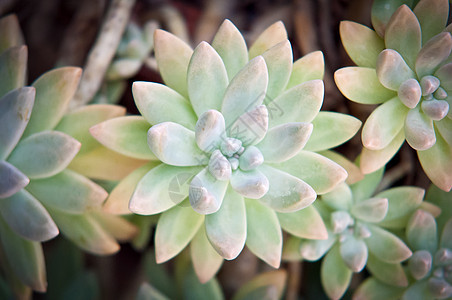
left=0, top=14, right=24, bottom=52
left=205, top=186, right=246, bottom=260
left=351, top=197, right=389, bottom=223
left=245, top=199, right=282, bottom=268
left=194, top=110, right=226, bottom=152
left=23, top=67, right=82, bottom=138
left=286, top=51, right=324, bottom=89
left=191, top=226, right=223, bottom=283
left=435, top=63, right=452, bottom=91
left=233, top=270, right=287, bottom=300
left=405, top=105, right=435, bottom=150
left=351, top=166, right=385, bottom=203
left=277, top=205, right=327, bottom=239
left=417, top=32, right=452, bottom=79
left=354, top=278, right=405, bottom=300
left=436, top=117, right=452, bottom=146
left=229, top=105, right=268, bottom=146
left=440, top=219, right=452, bottom=249
left=230, top=169, right=269, bottom=199
left=365, top=224, right=412, bottom=263
left=90, top=211, right=138, bottom=242
left=321, top=244, right=353, bottom=300
left=0, top=46, right=27, bottom=98
left=155, top=203, right=204, bottom=263
left=248, top=21, right=287, bottom=59
left=300, top=233, right=336, bottom=261
left=133, top=82, right=197, bottom=130
left=377, top=50, right=415, bottom=92
left=340, top=235, right=368, bottom=272
left=406, top=209, right=437, bottom=253
left=187, top=42, right=229, bottom=117
left=371, top=0, right=414, bottom=37
left=154, top=30, right=192, bottom=98
left=189, top=168, right=228, bottom=214
left=366, top=253, right=408, bottom=287
left=261, top=40, right=292, bottom=100
left=414, top=0, right=449, bottom=44
left=0, top=160, right=29, bottom=198
left=319, top=150, right=364, bottom=185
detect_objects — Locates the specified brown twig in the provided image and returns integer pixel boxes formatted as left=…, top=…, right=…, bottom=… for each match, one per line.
left=285, top=261, right=302, bottom=300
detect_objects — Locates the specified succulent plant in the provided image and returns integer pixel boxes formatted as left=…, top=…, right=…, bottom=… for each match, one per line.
left=91, top=19, right=362, bottom=282
left=285, top=166, right=425, bottom=299
left=334, top=0, right=452, bottom=191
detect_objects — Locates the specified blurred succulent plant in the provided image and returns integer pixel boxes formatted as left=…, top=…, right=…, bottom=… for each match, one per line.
left=285, top=166, right=425, bottom=299
left=0, top=14, right=137, bottom=296
left=334, top=0, right=452, bottom=191
left=91, top=19, right=361, bottom=281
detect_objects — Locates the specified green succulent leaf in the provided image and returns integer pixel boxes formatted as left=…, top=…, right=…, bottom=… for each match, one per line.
left=440, top=218, right=452, bottom=249
left=406, top=209, right=438, bottom=253
left=435, top=63, right=452, bottom=92
left=286, top=51, right=324, bottom=89
left=319, top=150, right=364, bottom=185
left=135, top=282, right=170, bottom=300
left=155, top=202, right=204, bottom=263
left=154, top=29, right=192, bottom=98
left=133, top=82, right=197, bottom=130
left=195, top=109, right=226, bottom=152
left=91, top=211, right=138, bottom=242
left=321, top=182, right=353, bottom=211
left=261, top=40, right=292, bottom=100
left=107, top=58, right=141, bottom=80
left=351, top=197, right=389, bottom=223
left=205, top=186, right=246, bottom=260
left=371, top=0, right=414, bottom=37
left=189, top=168, right=228, bottom=214
left=0, top=160, right=29, bottom=198
left=340, top=235, right=368, bottom=272
left=365, top=224, right=412, bottom=263
left=413, top=0, right=450, bottom=44
left=245, top=199, right=282, bottom=268
left=366, top=253, right=408, bottom=287
left=229, top=105, right=268, bottom=146
left=230, top=169, right=269, bottom=199
left=405, top=105, right=436, bottom=150
left=248, top=21, right=287, bottom=59
left=354, top=278, right=405, bottom=300
left=0, top=45, right=27, bottom=98
left=304, top=112, right=361, bottom=152
left=23, top=67, right=82, bottom=138
left=401, top=280, right=431, bottom=300
left=0, top=14, right=24, bottom=52
left=300, top=233, right=336, bottom=261
left=334, top=67, right=395, bottom=104
left=350, top=166, right=384, bottom=201
left=187, top=42, right=229, bottom=117
left=321, top=243, right=353, bottom=300
left=232, top=270, right=287, bottom=300
left=416, top=32, right=452, bottom=79
left=277, top=205, right=327, bottom=240
left=339, top=21, right=384, bottom=68
left=376, top=50, right=416, bottom=91
left=436, top=118, right=452, bottom=146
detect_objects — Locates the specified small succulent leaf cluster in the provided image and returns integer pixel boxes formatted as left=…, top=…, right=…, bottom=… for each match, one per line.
left=0, top=15, right=137, bottom=294
left=91, top=19, right=361, bottom=281
left=335, top=0, right=452, bottom=192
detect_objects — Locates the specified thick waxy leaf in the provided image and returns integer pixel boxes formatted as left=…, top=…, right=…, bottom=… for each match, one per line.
left=286, top=51, right=324, bottom=89
left=300, top=233, right=336, bottom=261
left=0, top=46, right=27, bottom=98
left=405, top=106, right=436, bottom=150
left=230, top=169, right=269, bottom=199
left=365, top=224, right=412, bottom=263
left=90, top=116, right=155, bottom=160
left=248, top=21, right=287, bottom=59
left=418, top=132, right=452, bottom=191
left=366, top=253, right=408, bottom=287
left=269, top=80, right=323, bottom=127
left=371, top=0, right=414, bottom=37
left=321, top=244, right=353, bottom=300
left=258, top=122, right=313, bottom=163
left=211, top=19, right=248, bottom=80
left=154, top=30, right=192, bottom=98
left=8, top=131, right=80, bottom=179
left=0, top=14, right=24, bottom=52
left=155, top=203, right=204, bottom=263
left=189, top=168, right=228, bottom=214
left=354, top=278, right=405, bottom=300
left=435, top=63, right=452, bottom=91
left=187, top=42, right=229, bottom=117
left=408, top=250, right=432, bottom=280
left=221, top=57, right=268, bottom=127
left=205, top=186, right=246, bottom=260
left=245, top=199, right=282, bottom=268
left=362, top=97, right=408, bottom=150
left=351, top=197, right=389, bottom=223
left=147, top=122, right=206, bottom=166
left=334, top=67, right=395, bottom=104
left=376, top=50, right=415, bottom=91
left=340, top=21, right=384, bottom=68
left=232, top=270, right=287, bottom=300
left=91, top=211, right=138, bottom=242
left=0, top=87, right=35, bottom=160
left=384, top=5, right=421, bottom=68
left=401, top=280, right=432, bottom=300
left=398, top=78, right=421, bottom=108
left=340, top=235, right=368, bottom=272
left=23, top=67, right=82, bottom=138
left=195, top=110, right=226, bottom=152
left=0, top=189, right=58, bottom=241
left=441, top=219, right=452, bottom=249
left=350, top=166, right=384, bottom=202
left=319, top=150, right=364, bottom=184
left=0, top=218, right=46, bottom=292
left=130, top=164, right=201, bottom=215
left=238, top=146, right=264, bottom=171
left=133, top=82, right=197, bottom=130
left=283, top=236, right=303, bottom=261
left=271, top=150, right=347, bottom=194
left=277, top=205, right=327, bottom=239
left=304, top=112, right=361, bottom=152
left=261, top=40, right=292, bottom=100
left=322, top=182, right=353, bottom=211
left=0, top=160, right=28, bottom=198
left=406, top=210, right=437, bottom=253
left=191, top=226, right=223, bottom=283
left=259, top=165, right=316, bottom=213
left=229, top=105, right=268, bottom=146
left=26, top=170, right=107, bottom=214
left=416, top=32, right=452, bottom=78
left=414, top=0, right=450, bottom=44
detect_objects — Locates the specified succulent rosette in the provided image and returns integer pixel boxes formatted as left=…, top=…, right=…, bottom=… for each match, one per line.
left=92, top=20, right=361, bottom=282
left=0, top=15, right=137, bottom=294
left=334, top=0, right=452, bottom=191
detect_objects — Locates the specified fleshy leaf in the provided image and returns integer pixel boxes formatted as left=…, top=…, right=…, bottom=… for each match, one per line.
left=205, top=186, right=246, bottom=260
left=277, top=205, right=327, bottom=239
left=304, top=112, right=361, bottom=152
left=147, top=122, right=207, bottom=166
left=190, top=226, right=223, bottom=283
left=354, top=278, right=405, bottom=300
left=230, top=169, right=269, bottom=199
left=371, top=0, right=414, bottom=37
left=350, top=166, right=384, bottom=202
left=334, top=67, right=395, bottom=104
left=435, top=63, right=452, bottom=91
left=26, top=170, right=107, bottom=214
left=376, top=50, right=416, bottom=91
left=365, top=224, right=412, bottom=263
left=362, top=97, right=408, bottom=150
left=436, top=117, right=452, bottom=146
left=261, top=40, right=292, bottom=100
left=351, top=197, right=389, bottom=223
left=155, top=203, right=204, bottom=263
left=286, top=51, right=324, bottom=89
left=300, top=234, right=336, bottom=261
left=258, top=122, right=313, bottom=163
left=0, top=87, right=35, bottom=160
left=413, top=0, right=449, bottom=44
left=0, top=15, right=25, bottom=52
left=282, top=236, right=303, bottom=261
left=8, top=131, right=80, bottom=179
left=90, top=116, right=155, bottom=160
left=211, top=19, right=248, bottom=81
left=340, top=21, right=384, bottom=68
left=229, top=105, right=268, bottom=146
left=416, top=32, right=452, bottom=78
left=340, top=235, right=368, bottom=272
left=154, top=29, right=192, bottom=98
left=440, top=219, right=452, bottom=249
left=245, top=199, right=282, bottom=268
left=129, top=164, right=202, bottom=215
left=384, top=5, right=422, bottom=69
left=187, top=42, right=229, bottom=117
left=195, top=110, right=226, bottom=152
left=221, top=56, right=268, bottom=127
left=248, top=21, right=287, bottom=59
left=406, top=209, right=437, bottom=253
left=259, top=165, right=317, bottom=213
left=91, top=211, right=138, bottom=242
left=366, top=253, right=409, bottom=287
left=189, top=168, right=228, bottom=214
left=405, top=105, right=436, bottom=150
left=319, top=150, right=364, bottom=185
left=232, top=270, right=287, bottom=300
left=0, top=160, right=29, bottom=198
left=23, top=67, right=82, bottom=138
left=0, top=46, right=27, bottom=98
left=321, top=182, right=353, bottom=211
left=321, top=244, right=353, bottom=300
left=0, top=189, right=58, bottom=241
left=132, top=82, right=197, bottom=130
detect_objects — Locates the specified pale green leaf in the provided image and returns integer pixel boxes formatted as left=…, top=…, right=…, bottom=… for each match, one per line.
left=0, top=46, right=27, bottom=98
left=371, top=0, right=414, bottom=37
left=0, top=160, right=29, bottom=198
left=261, top=40, right=292, bottom=100
left=351, top=197, right=389, bottom=223
left=248, top=21, right=287, bottom=59
left=413, top=0, right=449, bottom=44
left=277, top=205, right=327, bottom=240
left=286, top=51, right=324, bottom=89
left=0, top=14, right=24, bottom=52
left=191, top=226, right=223, bottom=283
left=405, top=105, right=436, bottom=150
left=189, top=168, right=228, bottom=214
left=406, top=209, right=437, bottom=253
left=340, top=235, right=368, bottom=272
left=232, top=270, right=287, bottom=300
left=376, top=50, right=415, bottom=90
left=366, top=253, right=408, bottom=287
left=365, top=224, right=412, bottom=263
left=354, top=278, right=405, bottom=300
left=415, top=32, right=452, bottom=78
left=321, top=244, right=353, bottom=300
